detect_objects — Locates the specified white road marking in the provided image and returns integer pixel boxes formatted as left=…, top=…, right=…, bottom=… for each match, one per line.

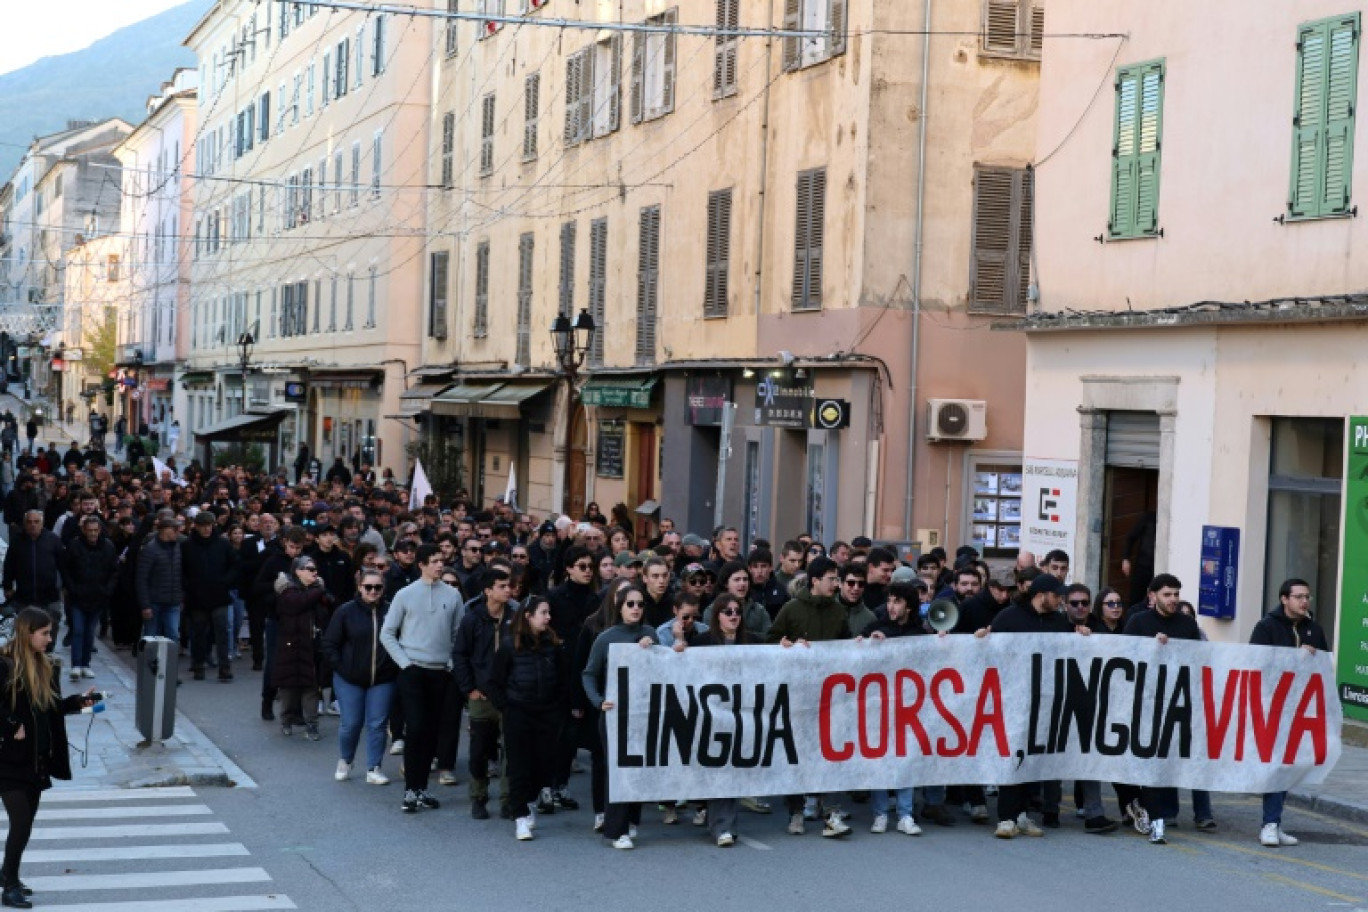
left=6, top=822, right=230, bottom=840
left=31, top=897, right=296, bottom=912
left=24, top=843, right=251, bottom=863
left=44, top=787, right=197, bottom=803
left=37, top=804, right=214, bottom=821
left=739, top=835, right=772, bottom=850
left=25, top=867, right=271, bottom=892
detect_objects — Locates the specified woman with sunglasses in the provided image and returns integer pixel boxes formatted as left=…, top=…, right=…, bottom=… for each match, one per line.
left=703, top=561, right=771, bottom=640
left=803, top=542, right=827, bottom=570
left=273, top=556, right=332, bottom=740
left=322, top=569, right=398, bottom=785
left=571, top=578, right=632, bottom=832
left=581, top=582, right=658, bottom=849
left=1090, top=587, right=1127, bottom=634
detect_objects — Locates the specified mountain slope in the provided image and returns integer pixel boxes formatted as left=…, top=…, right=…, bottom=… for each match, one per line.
left=0, top=0, right=210, bottom=179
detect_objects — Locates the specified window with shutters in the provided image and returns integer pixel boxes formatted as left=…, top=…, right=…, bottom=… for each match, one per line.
left=479, top=0, right=506, bottom=38
left=704, top=189, right=732, bottom=317
left=565, top=40, right=621, bottom=147
left=323, top=52, right=332, bottom=106
left=523, top=74, right=540, bottom=161
left=259, top=93, right=271, bottom=142
left=516, top=233, right=534, bottom=366
left=336, top=40, right=350, bottom=98
left=345, top=272, right=355, bottom=331
left=715, top=0, right=739, bottom=98
left=480, top=94, right=496, bottom=176
left=446, top=0, right=460, bottom=56
left=440, top=112, right=455, bottom=186
left=1108, top=59, right=1164, bottom=239
left=636, top=205, right=661, bottom=365
left=981, top=0, right=1043, bottom=60
left=372, top=131, right=383, bottom=198
left=782, top=0, right=847, bottom=72
left=969, top=165, right=1033, bottom=315
left=588, top=218, right=607, bottom=367
left=474, top=241, right=490, bottom=338
left=366, top=267, right=378, bottom=328
left=372, top=15, right=386, bottom=76
left=429, top=252, right=447, bottom=336
left=631, top=10, right=677, bottom=124
left=350, top=142, right=361, bottom=207
left=564, top=50, right=591, bottom=147
left=558, top=221, right=576, bottom=317
left=1289, top=14, right=1360, bottom=220
left=791, top=168, right=825, bottom=311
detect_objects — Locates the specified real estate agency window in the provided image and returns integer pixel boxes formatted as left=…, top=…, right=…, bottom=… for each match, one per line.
left=967, top=455, right=1023, bottom=558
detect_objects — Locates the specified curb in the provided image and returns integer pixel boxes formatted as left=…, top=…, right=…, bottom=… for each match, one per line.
left=1287, top=790, right=1368, bottom=827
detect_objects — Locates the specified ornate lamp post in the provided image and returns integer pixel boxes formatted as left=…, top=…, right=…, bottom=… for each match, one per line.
left=550, top=308, right=596, bottom=514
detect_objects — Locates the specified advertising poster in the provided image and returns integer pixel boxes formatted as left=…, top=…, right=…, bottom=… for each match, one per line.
left=1021, top=458, right=1079, bottom=561
left=1337, top=417, right=1368, bottom=722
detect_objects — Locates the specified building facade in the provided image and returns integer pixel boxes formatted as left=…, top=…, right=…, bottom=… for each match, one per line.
left=418, top=0, right=1040, bottom=550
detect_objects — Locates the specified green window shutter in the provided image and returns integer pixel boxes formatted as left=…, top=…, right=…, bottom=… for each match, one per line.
left=1291, top=23, right=1329, bottom=217
left=1323, top=16, right=1359, bottom=214
left=1109, top=59, right=1164, bottom=238
left=1290, top=14, right=1359, bottom=219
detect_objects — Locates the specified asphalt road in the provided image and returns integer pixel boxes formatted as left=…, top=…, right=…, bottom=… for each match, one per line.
left=34, top=664, right=1368, bottom=912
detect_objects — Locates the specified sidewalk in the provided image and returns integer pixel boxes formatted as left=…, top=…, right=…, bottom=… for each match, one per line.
left=50, top=641, right=255, bottom=792
left=1288, top=741, right=1368, bottom=826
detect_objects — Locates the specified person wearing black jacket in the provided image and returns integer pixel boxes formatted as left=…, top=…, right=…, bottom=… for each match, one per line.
left=309, top=526, right=356, bottom=606
left=182, top=513, right=238, bottom=682
left=383, top=540, right=420, bottom=603
left=452, top=567, right=515, bottom=820
left=1251, top=578, right=1327, bottom=848
left=60, top=516, right=117, bottom=681
left=2, top=477, right=38, bottom=541
left=253, top=529, right=307, bottom=720
left=1122, top=573, right=1200, bottom=845
left=322, top=569, right=399, bottom=786
left=488, top=595, right=569, bottom=841
left=545, top=546, right=598, bottom=809
left=748, top=550, right=788, bottom=620
left=2, top=512, right=64, bottom=651
left=238, top=514, right=276, bottom=671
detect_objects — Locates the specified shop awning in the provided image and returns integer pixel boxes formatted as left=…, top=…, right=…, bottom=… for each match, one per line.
left=309, top=369, right=383, bottom=390
left=397, top=382, right=452, bottom=417
left=580, top=376, right=658, bottom=409
left=179, top=371, right=215, bottom=387
left=193, top=410, right=289, bottom=443
left=431, top=381, right=552, bottom=419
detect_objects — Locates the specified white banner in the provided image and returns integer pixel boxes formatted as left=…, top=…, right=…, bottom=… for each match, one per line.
left=605, top=636, right=1341, bottom=803
left=1021, top=458, right=1078, bottom=563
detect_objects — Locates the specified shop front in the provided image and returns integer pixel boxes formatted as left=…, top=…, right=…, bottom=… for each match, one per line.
left=307, top=370, right=385, bottom=471
left=580, top=375, right=661, bottom=546
left=430, top=378, right=554, bottom=510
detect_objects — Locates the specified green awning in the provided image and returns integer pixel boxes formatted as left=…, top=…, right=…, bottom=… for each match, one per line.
left=431, top=381, right=551, bottom=418
left=179, top=371, right=214, bottom=387
left=580, top=376, right=658, bottom=409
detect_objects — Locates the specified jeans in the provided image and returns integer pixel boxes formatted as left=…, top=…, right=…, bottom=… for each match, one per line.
left=189, top=605, right=231, bottom=672
left=142, top=603, right=180, bottom=642
left=68, top=605, right=101, bottom=669
left=872, top=787, right=915, bottom=820
left=1078, top=780, right=1105, bottom=818
left=334, top=674, right=395, bottom=770
left=228, top=590, right=246, bottom=655
left=1262, top=791, right=1286, bottom=826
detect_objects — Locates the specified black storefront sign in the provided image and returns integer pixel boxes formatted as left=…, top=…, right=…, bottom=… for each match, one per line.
left=754, top=376, right=814, bottom=428
left=596, top=420, right=625, bottom=478
left=688, top=376, right=731, bottom=426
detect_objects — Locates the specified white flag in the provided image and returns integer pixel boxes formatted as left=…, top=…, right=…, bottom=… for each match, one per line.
left=504, top=462, right=518, bottom=512
left=410, top=458, right=433, bottom=510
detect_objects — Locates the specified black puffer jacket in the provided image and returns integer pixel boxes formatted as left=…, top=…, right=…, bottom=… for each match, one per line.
left=181, top=531, right=237, bottom=613
left=61, top=534, right=118, bottom=611
left=488, top=632, right=568, bottom=712
left=452, top=602, right=515, bottom=696
left=1250, top=605, right=1329, bottom=651
left=322, top=596, right=399, bottom=687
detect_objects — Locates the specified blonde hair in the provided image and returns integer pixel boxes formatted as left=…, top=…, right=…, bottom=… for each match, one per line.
left=4, top=609, right=56, bottom=713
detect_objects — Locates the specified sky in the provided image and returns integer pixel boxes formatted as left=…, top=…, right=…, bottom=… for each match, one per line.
left=0, top=0, right=189, bottom=77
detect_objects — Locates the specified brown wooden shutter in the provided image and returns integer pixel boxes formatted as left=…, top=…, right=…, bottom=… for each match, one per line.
left=636, top=205, right=661, bottom=365
left=705, top=188, right=732, bottom=317
left=984, top=0, right=1019, bottom=53
left=588, top=218, right=608, bottom=366
left=782, top=0, right=801, bottom=71
left=792, top=168, right=825, bottom=310
left=969, top=166, right=1031, bottom=314
left=629, top=33, right=645, bottom=124
left=662, top=9, right=678, bottom=114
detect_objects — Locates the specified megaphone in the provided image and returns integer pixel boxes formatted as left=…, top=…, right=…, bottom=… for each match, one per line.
left=926, top=598, right=959, bottom=633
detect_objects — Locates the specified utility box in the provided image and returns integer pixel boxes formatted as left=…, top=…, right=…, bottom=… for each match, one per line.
left=136, top=637, right=178, bottom=743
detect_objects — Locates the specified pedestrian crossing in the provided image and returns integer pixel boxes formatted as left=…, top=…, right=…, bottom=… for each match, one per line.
left=11, top=786, right=295, bottom=911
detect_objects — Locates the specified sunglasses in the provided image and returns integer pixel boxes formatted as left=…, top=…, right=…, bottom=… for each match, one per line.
left=677, top=614, right=698, bottom=622
left=301, top=566, right=318, bottom=573
left=717, top=608, right=741, bottom=617
left=1068, top=599, right=1090, bottom=607
left=572, top=562, right=594, bottom=572
left=843, top=579, right=865, bottom=588
left=360, top=584, right=384, bottom=592
left=622, top=599, right=644, bottom=608
left=1102, top=599, right=1123, bottom=607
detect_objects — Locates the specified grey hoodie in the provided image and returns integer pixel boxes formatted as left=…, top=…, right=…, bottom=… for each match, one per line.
left=380, top=578, right=465, bottom=670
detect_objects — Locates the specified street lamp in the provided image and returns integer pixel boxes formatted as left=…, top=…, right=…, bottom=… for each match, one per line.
left=237, top=330, right=255, bottom=414
left=550, top=308, right=596, bottom=383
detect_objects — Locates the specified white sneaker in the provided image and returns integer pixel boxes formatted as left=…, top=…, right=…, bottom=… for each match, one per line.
left=81, top=667, right=96, bottom=679
left=389, top=739, right=405, bottom=755
left=995, top=820, right=1018, bottom=839
left=526, top=804, right=539, bottom=829
left=325, top=700, right=341, bottom=716
left=717, top=832, right=735, bottom=847
left=971, top=804, right=989, bottom=823
left=593, top=812, right=605, bottom=832
left=897, top=815, right=923, bottom=836
left=334, top=760, right=351, bottom=781
left=1149, top=818, right=1167, bottom=845
left=822, top=811, right=851, bottom=838
left=365, top=767, right=389, bottom=785
left=803, top=796, right=820, bottom=820
left=612, top=834, right=634, bottom=850
left=692, top=807, right=708, bottom=827
left=628, top=824, right=638, bottom=839
left=788, top=813, right=805, bottom=835
left=1016, top=813, right=1044, bottom=837
left=1261, top=822, right=1298, bottom=846
left=870, top=814, right=888, bottom=834
left=68, top=668, right=80, bottom=682
left=661, top=805, right=679, bottom=825
left=515, top=817, right=534, bottom=841
left=1127, top=799, right=1150, bottom=834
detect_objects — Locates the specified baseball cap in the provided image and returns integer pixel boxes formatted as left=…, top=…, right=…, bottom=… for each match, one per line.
left=392, top=538, right=416, bottom=552
left=538, top=521, right=557, bottom=535
left=614, top=551, right=639, bottom=568
left=1028, top=574, right=1066, bottom=597
left=890, top=565, right=918, bottom=585
left=681, top=533, right=708, bottom=550
left=682, top=562, right=714, bottom=580
left=192, top=512, right=216, bottom=526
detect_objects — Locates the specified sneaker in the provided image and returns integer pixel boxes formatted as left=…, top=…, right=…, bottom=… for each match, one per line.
left=438, top=771, right=459, bottom=786
left=921, top=804, right=956, bottom=827
left=402, top=789, right=420, bottom=813
left=628, top=824, right=638, bottom=839
left=594, top=812, right=605, bottom=832
left=525, top=805, right=538, bottom=829
left=692, top=808, right=708, bottom=827
left=537, top=788, right=557, bottom=815
left=788, top=813, right=805, bottom=835
left=612, top=834, right=634, bottom=850
left=717, top=832, right=735, bottom=847
left=325, top=700, right=341, bottom=716
left=1075, top=807, right=1088, bottom=819
left=515, top=817, right=534, bottom=841
left=304, top=723, right=321, bottom=741
left=897, top=816, right=923, bottom=836
left=571, top=757, right=585, bottom=773
left=68, top=668, right=80, bottom=682
left=334, top=759, right=351, bottom=781
left=416, top=790, right=440, bottom=810
left=365, top=767, right=389, bottom=785
left=1195, top=817, right=1217, bottom=832
left=1016, top=813, right=1044, bottom=837
left=472, top=800, right=489, bottom=820
left=970, top=804, right=989, bottom=824
left=1127, top=799, right=1150, bottom=834
left=662, top=805, right=679, bottom=825
left=1149, top=819, right=1167, bottom=845
left=870, top=814, right=888, bottom=834
left=995, top=820, right=1018, bottom=839
left=739, top=796, right=772, bottom=814
left=1084, top=815, right=1119, bottom=834
left=552, top=788, right=579, bottom=810
left=81, top=667, right=95, bottom=679
left=803, top=796, right=820, bottom=820
left=390, top=739, right=405, bottom=755
left=1042, top=811, right=1061, bottom=829
left=1260, top=822, right=1299, bottom=846
left=822, top=811, right=851, bottom=838
left=280, top=723, right=293, bottom=736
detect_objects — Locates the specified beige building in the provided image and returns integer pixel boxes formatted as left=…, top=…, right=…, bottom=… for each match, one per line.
left=1021, top=0, right=1368, bottom=703
left=59, top=234, right=127, bottom=421
left=417, top=0, right=1039, bottom=551
left=183, top=0, right=431, bottom=473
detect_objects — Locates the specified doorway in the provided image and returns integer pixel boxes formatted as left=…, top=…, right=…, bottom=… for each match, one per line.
left=565, top=405, right=588, bottom=519
left=631, top=422, right=656, bottom=548
left=1101, top=467, right=1158, bottom=606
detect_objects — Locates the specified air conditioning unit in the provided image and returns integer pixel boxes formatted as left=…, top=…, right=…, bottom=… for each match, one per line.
left=927, top=398, right=987, bottom=443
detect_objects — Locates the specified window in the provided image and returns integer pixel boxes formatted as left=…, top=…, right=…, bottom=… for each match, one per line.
left=355, top=26, right=365, bottom=89
left=446, top=0, right=459, bottom=56
left=715, top=0, right=739, bottom=98
left=429, top=252, right=448, bottom=338
left=306, top=62, right=315, bottom=117
left=631, top=10, right=676, bottom=123
left=704, top=188, right=732, bottom=317
left=372, top=132, right=383, bottom=198
left=329, top=275, right=338, bottom=331
left=636, top=205, right=661, bottom=365
left=969, top=165, right=1033, bottom=314
left=516, top=233, right=534, bottom=365
left=313, top=280, right=321, bottom=333
left=345, top=272, right=355, bottom=330
left=967, top=461, right=1024, bottom=557
left=473, top=241, right=490, bottom=337
left=107, top=255, right=120, bottom=283
left=1289, top=14, right=1360, bottom=220
left=588, top=217, right=607, bottom=366
left=276, top=84, right=286, bottom=133
left=291, top=72, right=301, bottom=124
left=317, top=157, right=327, bottom=219
left=366, top=266, right=377, bottom=328
left=350, top=142, right=361, bottom=206
left=782, top=0, right=847, bottom=71
left=441, top=112, right=456, bottom=186
left=1109, top=59, right=1164, bottom=239
left=565, top=49, right=591, bottom=146
left=333, top=150, right=344, bottom=212
left=372, top=14, right=386, bottom=75
left=480, top=93, right=496, bottom=176
left=323, top=51, right=333, bottom=105
left=335, top=39, right=350, bottom=98
left=523, top=74, right=540, bottom=160
left=259, top=92, right=271, bottom=142
left=558, top=220, right=576, bottom=317
left=479, top=0, right=505, bottom=38
left=981, top=0, right=1043, bottom=60
left=791, top=167, right=825, bottom=311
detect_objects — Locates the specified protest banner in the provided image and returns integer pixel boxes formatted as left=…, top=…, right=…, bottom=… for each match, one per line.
left=604, top=635, right=1340, bottom=803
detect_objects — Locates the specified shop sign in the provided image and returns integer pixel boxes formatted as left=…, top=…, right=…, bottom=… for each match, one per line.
left=1020, top=458, right=1078, bottom=566
left=1338, top=416, right=1368, bottom=721
left=596, top=420, right=625, bottom=478
left=754, top=376, right=813, bottom=428
left=813, top=398, right=851, bottom=430
left=688, top=376, right=730, bottom=426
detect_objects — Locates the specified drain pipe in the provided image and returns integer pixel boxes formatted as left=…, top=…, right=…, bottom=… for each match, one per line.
left=903, top=0, right=932, bottom=541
